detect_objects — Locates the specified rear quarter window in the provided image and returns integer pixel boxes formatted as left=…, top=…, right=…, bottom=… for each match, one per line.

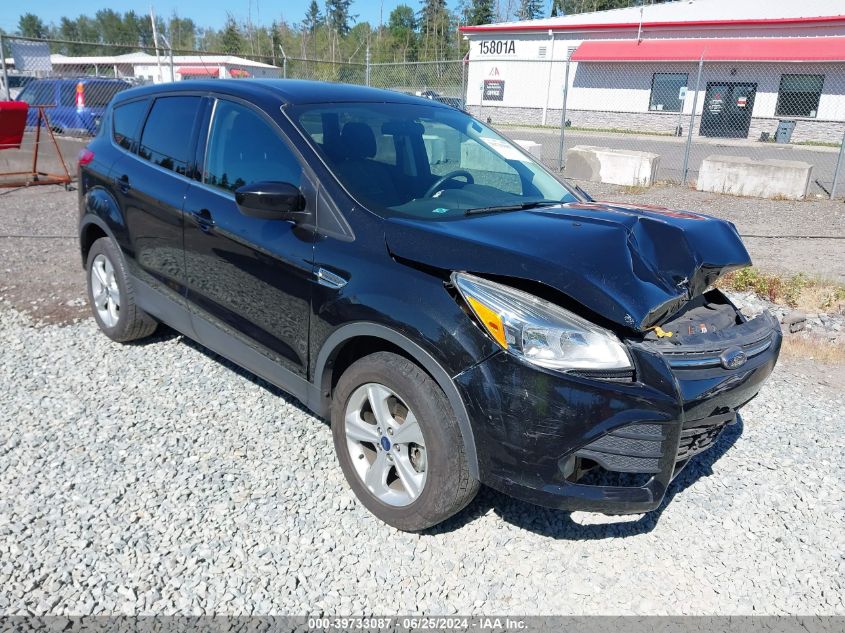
left=112, top=99, right=149, bottom=151
left=86, top=82, right=130, bottom=108
left=138, top=96, right=201, bottom=176
left=18, top=82, right=55, bottom=106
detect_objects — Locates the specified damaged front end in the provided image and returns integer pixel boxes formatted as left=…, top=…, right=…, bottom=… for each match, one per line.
left=453, top=288, right=781, bottom=514
left=385, top=201, right=780, bottom=513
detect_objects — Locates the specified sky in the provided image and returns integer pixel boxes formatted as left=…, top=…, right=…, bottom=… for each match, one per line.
left=0, top=0, right=460, bottom=34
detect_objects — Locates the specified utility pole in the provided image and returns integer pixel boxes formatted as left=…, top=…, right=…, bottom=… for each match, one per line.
left=150, top=6, right=164, bottom=83
left=160, top=33, right=175, bottom=83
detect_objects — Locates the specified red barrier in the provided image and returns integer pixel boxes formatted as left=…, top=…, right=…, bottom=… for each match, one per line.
left=0, top=101, right=28, bottom=150
left=0, top=104, right=71, bottom=188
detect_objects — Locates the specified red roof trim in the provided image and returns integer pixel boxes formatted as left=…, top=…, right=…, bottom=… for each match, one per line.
left=177, top=66, right=219, bottom=76
left=570, top=36, right=845, bottom=62
left=460, top=14, right=845, bottom=33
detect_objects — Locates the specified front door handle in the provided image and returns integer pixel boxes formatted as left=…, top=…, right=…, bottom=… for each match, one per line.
left=114, top=174, right=131, bottom=193
left=190, top=208, right=216, bottom=232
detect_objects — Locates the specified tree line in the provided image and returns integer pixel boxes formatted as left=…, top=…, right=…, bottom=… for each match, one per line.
left=10, top=1, right=665, bottom=64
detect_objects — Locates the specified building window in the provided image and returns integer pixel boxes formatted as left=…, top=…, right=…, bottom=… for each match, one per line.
left=776, top=74, right=823, bottom=118
left=649, top=73, right=688, bottom=112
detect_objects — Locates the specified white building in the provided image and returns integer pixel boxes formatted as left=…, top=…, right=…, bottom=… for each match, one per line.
left=5, top=52, right=280, bottom=84
left=461, top=0, right=845, bottom=143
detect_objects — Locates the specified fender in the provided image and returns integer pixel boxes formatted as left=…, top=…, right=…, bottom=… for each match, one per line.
left=313, top=322, right=480, bottom=479
left=78, top=186, right=130, bottom=265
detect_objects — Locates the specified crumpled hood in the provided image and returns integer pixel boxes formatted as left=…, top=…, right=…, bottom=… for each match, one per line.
left=384, top=201, right=751, bottom=332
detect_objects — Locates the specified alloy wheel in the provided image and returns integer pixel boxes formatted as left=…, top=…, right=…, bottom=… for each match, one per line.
left=344, top=382, right=428, bottom=507
left=90, top=253, right=121, bottom=328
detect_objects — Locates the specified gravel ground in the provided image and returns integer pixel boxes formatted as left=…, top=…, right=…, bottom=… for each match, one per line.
left=0, top=303, right=843, bottom=616
left=1, top=184, right=844, bottom=616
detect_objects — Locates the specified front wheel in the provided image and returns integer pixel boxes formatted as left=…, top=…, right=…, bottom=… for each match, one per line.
left=331, top=351, right=479, bottom=531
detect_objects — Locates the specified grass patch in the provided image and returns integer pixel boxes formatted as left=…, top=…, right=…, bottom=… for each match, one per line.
left=794, top=140, right=842, bottom=148
left=719, top=268, right=845, bottom=310
left=780, top=336, right=845, bottom=364
left=619, top=184, right=648, bottom=194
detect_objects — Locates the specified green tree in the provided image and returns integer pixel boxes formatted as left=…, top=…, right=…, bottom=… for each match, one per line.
left=418, top=0, right=453, bottom=60
left=17, top=13, right=49, bottom=38
left=517, top=0, right=545, bottom=20
left=219, top=15, right=244, bottom=54
left=168, top=15, right=197, bottom=50
left=387, top=5, right=417, bottom=61
left=325, top=0, right=354, bottom=37
left=302, top=0, right=322, bottom=59
left=466, top=0, right=495, bottom=26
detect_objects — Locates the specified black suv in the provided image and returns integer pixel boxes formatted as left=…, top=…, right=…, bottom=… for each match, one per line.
left=78, top=80, right=780, bottom=531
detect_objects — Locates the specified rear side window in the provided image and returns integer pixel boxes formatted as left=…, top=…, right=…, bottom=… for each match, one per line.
left=86, top=82, right=129, bottom=108
left=138, top=96, right=201, bottom=176
left=112, top=99, right=149, bottom=151
left=60, top=84, right=76, bottom=107
left=204, top=99, right=301, bottom=192
left=18, top=82, right=55, bottom=105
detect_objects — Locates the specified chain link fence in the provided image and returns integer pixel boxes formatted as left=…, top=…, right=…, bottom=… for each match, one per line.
left=465, top=55, right=845, bottom=199
left=2, top=34, right=844, bottom=198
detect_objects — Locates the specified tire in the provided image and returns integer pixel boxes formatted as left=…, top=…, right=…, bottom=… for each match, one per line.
left=86, top=237, right=157, bottom=342
left=332, top=351, right=479, bottom=531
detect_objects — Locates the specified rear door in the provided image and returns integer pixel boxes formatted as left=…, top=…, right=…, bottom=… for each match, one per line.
left=114, top=94, right=204, bottom=311
left=182, top=97, right=315, bottom=377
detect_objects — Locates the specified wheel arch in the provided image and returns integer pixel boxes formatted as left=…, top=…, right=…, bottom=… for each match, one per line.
left=79, top=219, right=110, bottom=267
left=78, top=185, right=128, bottom=267
left=313, top=323, right=480, bottom=479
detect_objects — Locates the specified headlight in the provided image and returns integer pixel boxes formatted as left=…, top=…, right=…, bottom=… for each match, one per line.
left=452, top=272, right=632, bottom=371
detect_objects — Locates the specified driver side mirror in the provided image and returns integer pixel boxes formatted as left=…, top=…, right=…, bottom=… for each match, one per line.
left=235, top=181, right=310, bottom=222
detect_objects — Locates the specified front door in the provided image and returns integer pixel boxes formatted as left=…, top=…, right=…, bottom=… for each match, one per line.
left=183, top=97, right=315, bottom=377
left=700, top=82, right=757, bottom=138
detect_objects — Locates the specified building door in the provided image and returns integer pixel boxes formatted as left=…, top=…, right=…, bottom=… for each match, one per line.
left=699, top=82, right=757, bottom=138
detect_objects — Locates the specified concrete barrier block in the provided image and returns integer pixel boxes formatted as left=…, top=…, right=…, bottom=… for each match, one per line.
left=423, top=134, right=446, bottom=164
left=513, top=139, right=543, bottom=161
left=565, top=145, right=661, bottom=187
left=697, top=155, right=812, bottom=200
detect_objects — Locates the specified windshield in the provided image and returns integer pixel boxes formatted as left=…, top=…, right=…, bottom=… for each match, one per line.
left=289, top=102, right=578, bottom=220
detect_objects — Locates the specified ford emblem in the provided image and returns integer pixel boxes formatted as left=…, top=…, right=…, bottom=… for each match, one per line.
left=720, top=347, right=747, bottom=370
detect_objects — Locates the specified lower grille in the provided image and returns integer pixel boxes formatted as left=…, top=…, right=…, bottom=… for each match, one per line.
left=676, top=412, right=735, bottom=462
left=574, top=422, right=668, bottom=474
left=572, top=412, right=735, bottom=477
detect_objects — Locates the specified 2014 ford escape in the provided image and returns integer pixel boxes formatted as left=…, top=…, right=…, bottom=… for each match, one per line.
left=78, top=80, right=781, bottom=531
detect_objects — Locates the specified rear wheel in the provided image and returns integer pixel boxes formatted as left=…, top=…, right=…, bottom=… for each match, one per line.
left=332, top=351, right=479, bottom=531
left=86, top=237, right=157, bottom=342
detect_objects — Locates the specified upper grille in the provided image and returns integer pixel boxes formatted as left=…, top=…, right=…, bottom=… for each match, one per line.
left=662, top=333, right=773, bottom=369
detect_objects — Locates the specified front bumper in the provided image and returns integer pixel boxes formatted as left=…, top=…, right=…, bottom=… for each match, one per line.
left=454, top=311, right=781, bottom=514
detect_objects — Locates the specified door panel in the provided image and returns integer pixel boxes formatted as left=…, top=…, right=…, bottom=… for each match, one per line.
left=183, top=98, right=315, bottom=376
left=119, top=95, right=202, bottom=300
left=700, top=82, right=757, bottom=139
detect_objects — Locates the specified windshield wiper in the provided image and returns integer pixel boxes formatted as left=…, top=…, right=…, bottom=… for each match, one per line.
left=464, top=200, right=561, bottom=216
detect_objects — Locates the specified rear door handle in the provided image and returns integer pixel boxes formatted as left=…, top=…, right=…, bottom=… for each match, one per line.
left=190, top=208, right=216, bottom=232
left=114, top=174, right=131, bottom=193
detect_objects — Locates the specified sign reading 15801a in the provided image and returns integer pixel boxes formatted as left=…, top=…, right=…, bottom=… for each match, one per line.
left=478, top=40, right=516, bottom=55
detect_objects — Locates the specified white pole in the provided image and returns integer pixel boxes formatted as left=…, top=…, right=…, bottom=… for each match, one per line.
left=637, top=5, right=644, bottom=43
left=542, top=29, right=555, bottom=126
left=150, top=6, right=164, bottom=83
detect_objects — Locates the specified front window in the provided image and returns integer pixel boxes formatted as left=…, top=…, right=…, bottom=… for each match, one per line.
left=776, top=74, right=823, bottom=118
left=290, top=102, right=577, bottom=220
left=649, top=73, right=687, bottom=113
left=204, top=99, right=302, bottom=192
